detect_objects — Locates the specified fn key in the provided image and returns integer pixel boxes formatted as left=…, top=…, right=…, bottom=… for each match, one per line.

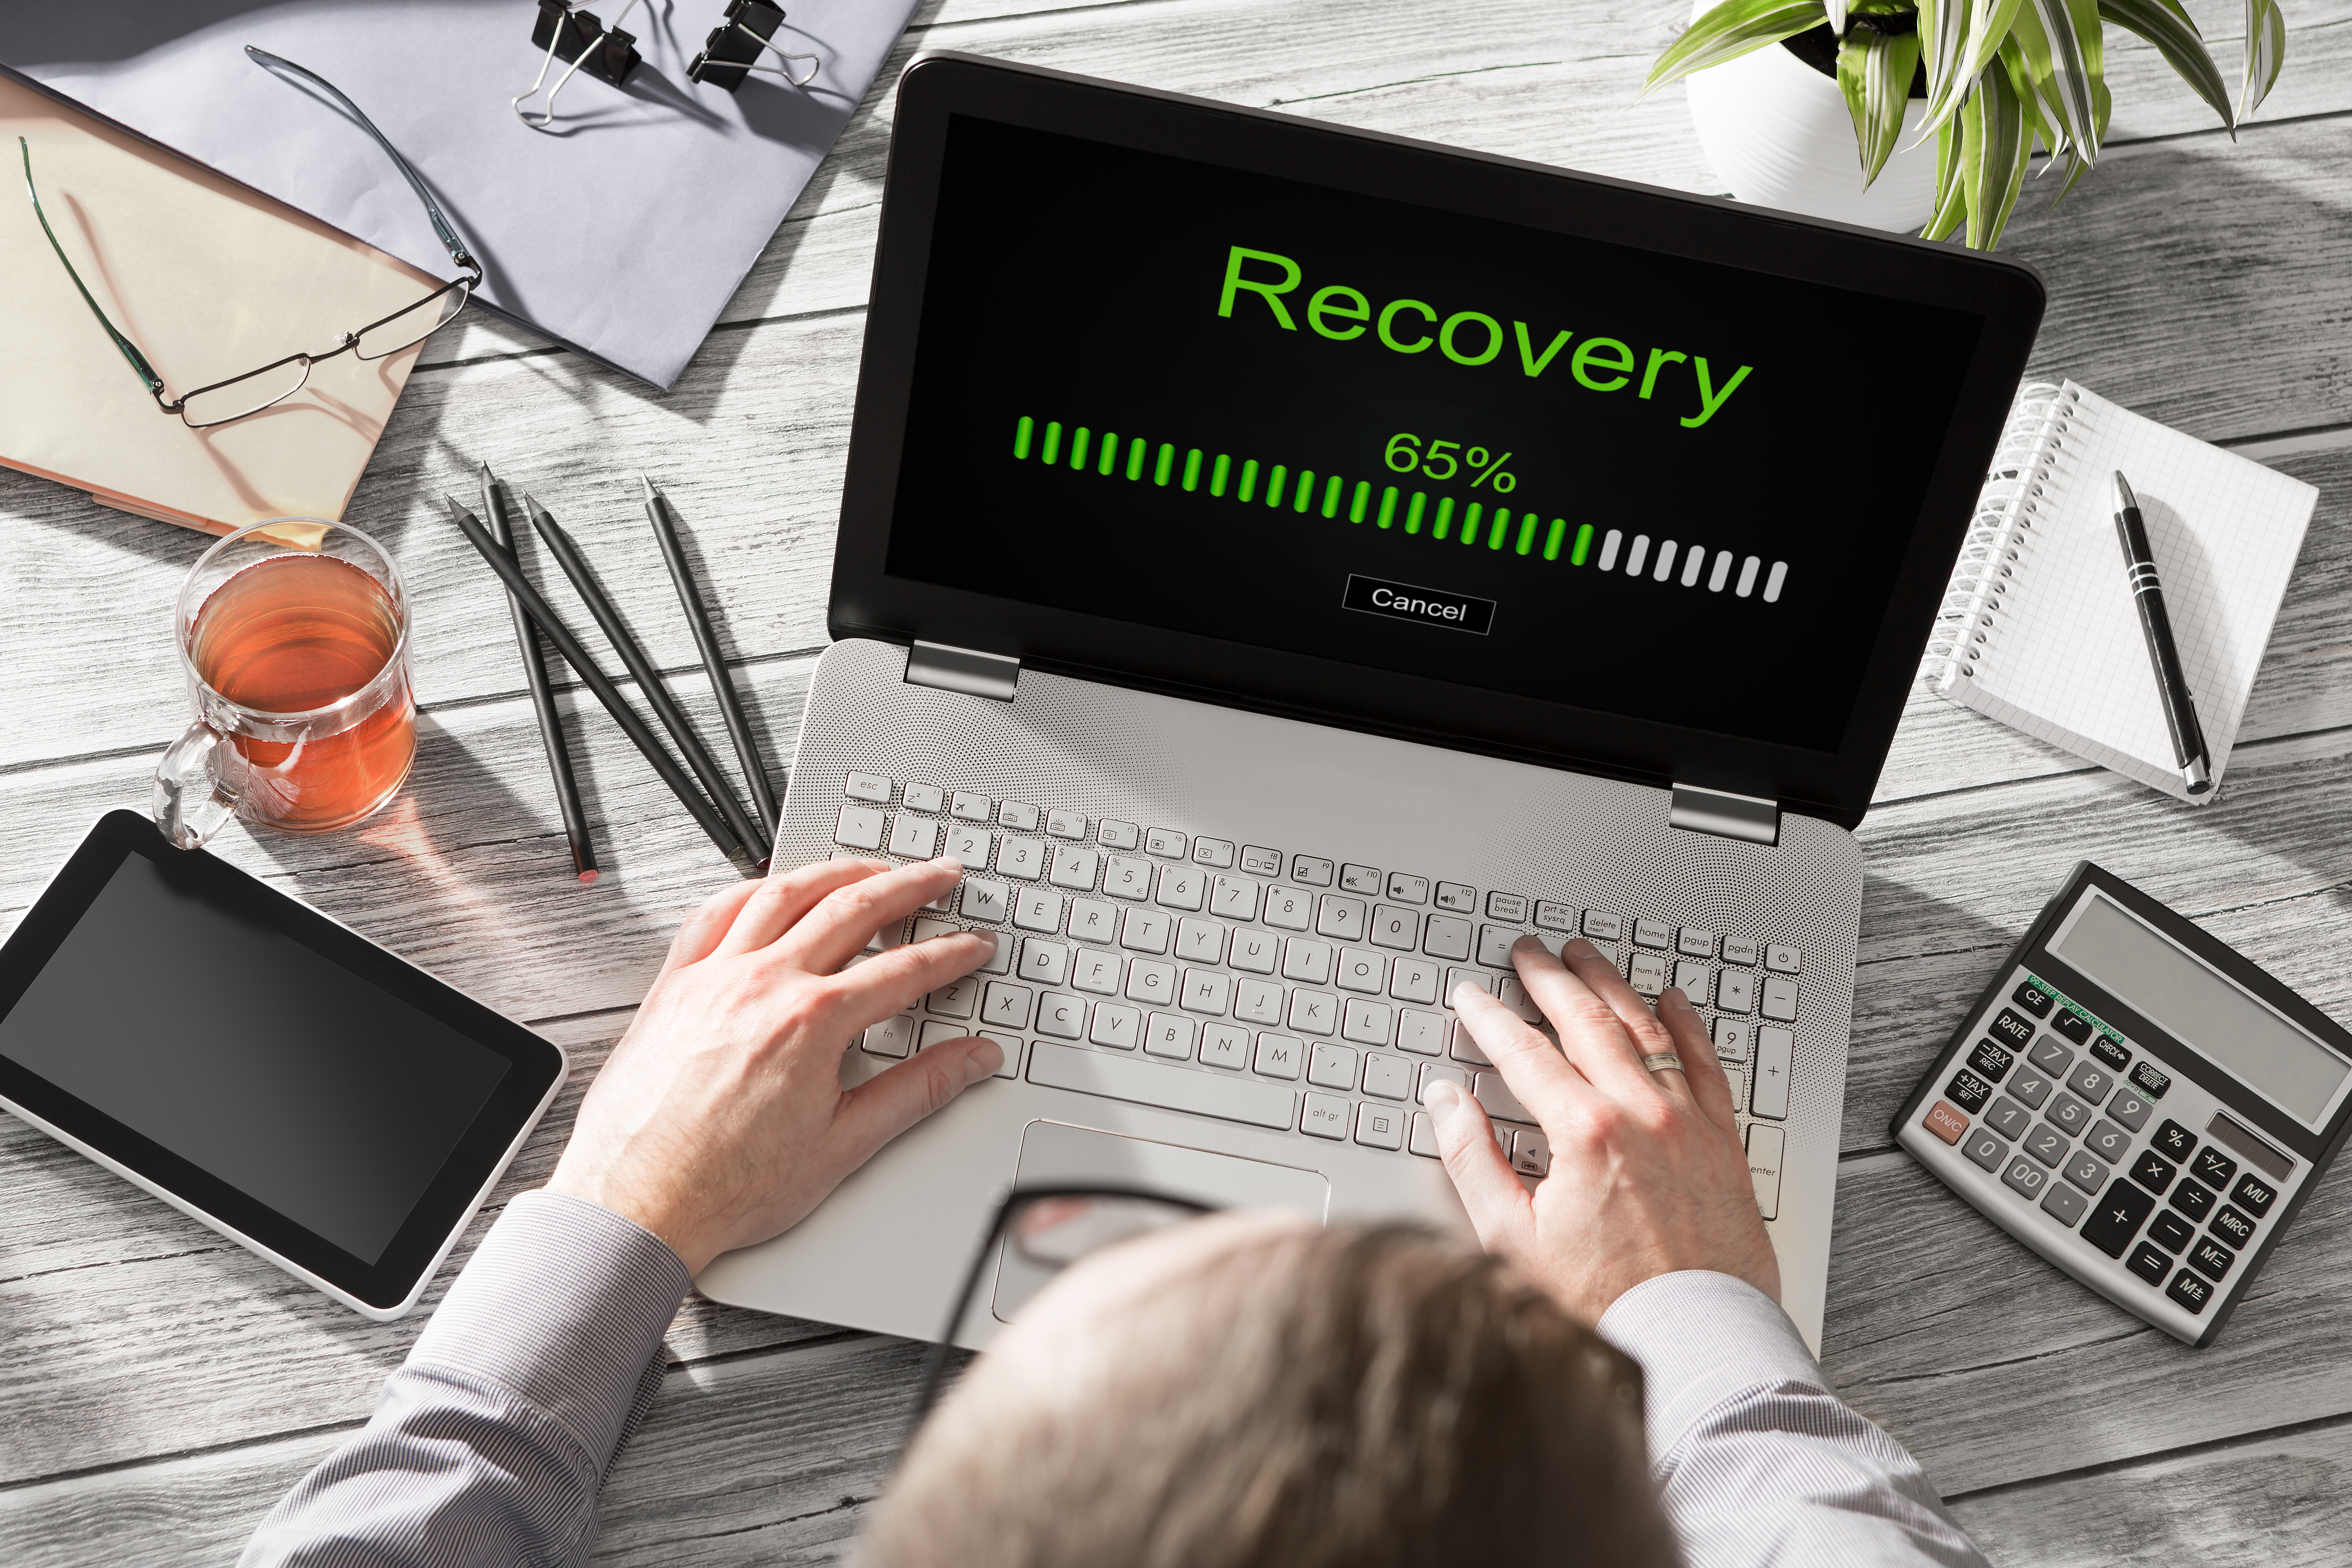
left=2079, top=1179, right=2157, bottom=1258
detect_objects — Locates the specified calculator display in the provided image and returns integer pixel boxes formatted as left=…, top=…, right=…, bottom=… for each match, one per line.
left=2050, top=891, right=2352, bottom=1126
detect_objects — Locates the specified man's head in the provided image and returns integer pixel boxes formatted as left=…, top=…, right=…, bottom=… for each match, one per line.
left=863, top=1212, right=1676, bottom=1568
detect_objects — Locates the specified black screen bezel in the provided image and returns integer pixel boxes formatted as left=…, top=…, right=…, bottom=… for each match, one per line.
left=0, top=811, right=565, bottom=1309
left=828, top=52, right=2046, bottom=829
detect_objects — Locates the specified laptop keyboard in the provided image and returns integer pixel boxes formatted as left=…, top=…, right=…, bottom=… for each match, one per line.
left=831, top=771, right=1803, bottom=1212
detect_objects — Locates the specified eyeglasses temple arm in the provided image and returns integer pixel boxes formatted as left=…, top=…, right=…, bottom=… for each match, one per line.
left=242, top=46, right=483, bottom=281
left=18, top=137, right=173, bottom=405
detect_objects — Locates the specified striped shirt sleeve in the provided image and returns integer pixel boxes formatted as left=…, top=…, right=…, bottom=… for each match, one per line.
left=239, top=1190, right=693, bottom=1568
left=1599, top=1270, right=1989, bottom=1568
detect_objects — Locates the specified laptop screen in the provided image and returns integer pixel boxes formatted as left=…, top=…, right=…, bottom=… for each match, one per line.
left=881, top=114, right=1986, bottom=755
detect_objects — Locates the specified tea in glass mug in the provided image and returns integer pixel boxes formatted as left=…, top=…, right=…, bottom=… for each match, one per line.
left=153, top=519, right=417, bottom=847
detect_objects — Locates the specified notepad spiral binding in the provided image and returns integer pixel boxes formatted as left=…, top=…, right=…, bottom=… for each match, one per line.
left=1926, top=381, right=2091, bottom=684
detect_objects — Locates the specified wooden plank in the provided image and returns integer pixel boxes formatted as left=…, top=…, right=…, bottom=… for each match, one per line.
left=1949, top=1415, right=2352, bottom=1566
left=0, top=1332, right=928, bottom=1568
left=1823, top=1146, right=2352, bottom=1497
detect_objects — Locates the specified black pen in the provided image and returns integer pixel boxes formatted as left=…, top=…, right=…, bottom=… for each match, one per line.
left=642, top=473, right=781, bottom=834
left=2112, top=471, right=2212, bottom=795
left=482, top=465, right=599, bottom=884
left=521, top=493, right=775, bottom=863
left=443, top=496, right=757, bottom=875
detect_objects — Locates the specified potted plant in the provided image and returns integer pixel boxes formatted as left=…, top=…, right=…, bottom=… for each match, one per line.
left=1644, top=0, right=2288, bottom=246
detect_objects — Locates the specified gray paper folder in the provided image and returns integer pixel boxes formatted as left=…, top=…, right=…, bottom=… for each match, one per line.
left=7, top=0, right=917, bottom=388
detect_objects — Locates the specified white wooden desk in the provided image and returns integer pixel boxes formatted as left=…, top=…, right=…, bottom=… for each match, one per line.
left=5, top=1, right=2350, bottom=1559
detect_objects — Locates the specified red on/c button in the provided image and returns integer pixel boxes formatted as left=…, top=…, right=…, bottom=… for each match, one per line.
left=1924, top=1100, right=1970, bottom=1145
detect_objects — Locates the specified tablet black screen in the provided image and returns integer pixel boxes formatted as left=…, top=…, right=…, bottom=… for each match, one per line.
left=0, top=850, right=510, bottom=1265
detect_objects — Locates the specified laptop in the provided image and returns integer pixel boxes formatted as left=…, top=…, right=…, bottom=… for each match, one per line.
left=694, top=52, right=2044, bottom=1352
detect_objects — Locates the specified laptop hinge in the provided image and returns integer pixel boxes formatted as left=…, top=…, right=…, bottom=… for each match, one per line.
left=1669, top=784, right=1780, bottom=847
left=904, top=640, right=1020, bottom=702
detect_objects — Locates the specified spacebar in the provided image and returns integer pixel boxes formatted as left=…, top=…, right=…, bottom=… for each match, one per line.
left=1027, top=1042, right=1298, bottom=1131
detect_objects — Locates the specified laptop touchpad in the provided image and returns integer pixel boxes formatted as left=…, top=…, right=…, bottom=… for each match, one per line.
left=992, top=1120, right=1330, bottom=1321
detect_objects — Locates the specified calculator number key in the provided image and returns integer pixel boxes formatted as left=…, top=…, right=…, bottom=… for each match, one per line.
left=2001, top=1158, right=2051, bottom=1200
left=1982, top=1096, right=2031, bottom=1140
left=2062, top=1149, right=2108, bottom=1194
left=2208, top=1205, right=2257, bottom=1250
left=2083, top=1118, right=2130, bottom=1164
left=2044, top=1089, right=2092, bottom=1136
left=2191, top=1149, right=2238, bottom=1190
left=2007, top=1069, right=2054, bottom=1110
left=2079, top=1180, right=2156, bottom=1258
left=2232, top=1173, right=2279, bottom=1217
left=2028, top=1038, right=2074, bottom=1077
left=1962, top=1129, right=2007, bottom=1172
left=2022, top=1125, right=2069, bottom=1169
left=2065, top=1060, right=2114, bottom=1104
left=2104, top=1086, right=2153, bottom=1132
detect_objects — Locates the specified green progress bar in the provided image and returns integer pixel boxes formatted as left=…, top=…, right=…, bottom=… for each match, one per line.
left=1012, top=415, right=1630, bottom=578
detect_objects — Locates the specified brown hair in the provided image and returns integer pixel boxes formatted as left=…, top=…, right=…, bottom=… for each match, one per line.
left=861, top=1222, right=1677, bottom=1568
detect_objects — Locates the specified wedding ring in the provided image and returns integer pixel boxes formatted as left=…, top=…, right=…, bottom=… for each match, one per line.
left=1641, top=1052, right=1685, bottom=1075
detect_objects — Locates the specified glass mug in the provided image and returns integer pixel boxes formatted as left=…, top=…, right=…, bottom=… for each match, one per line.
left=151, top=519, right=418, bottom=849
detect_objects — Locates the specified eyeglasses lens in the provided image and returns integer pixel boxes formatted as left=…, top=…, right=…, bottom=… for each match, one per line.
left=178, top=357, right=313, bottom=428
left=1008, top=1194, right=1205, bottom=1268
left=354, top=284, right=470, bottom=360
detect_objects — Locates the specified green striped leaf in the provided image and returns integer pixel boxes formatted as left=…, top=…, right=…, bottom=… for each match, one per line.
left=2098, top=0, right=2233, bottom=132
left=1838, top=27, right=1924, bottom=186
left=1643, top=0, right=1828, bottom=95
left=2006, top=0, right=2104, bottom=160
left=1825, top=0, right=1850, bottom=33
left=2241, top=0, right=2287, bottom=118
left=1962, top=54, right=2032, bottom=247
left=1915, top=0, right=1978, bottom=132
left=1921, top=112, right=1970, bottom=239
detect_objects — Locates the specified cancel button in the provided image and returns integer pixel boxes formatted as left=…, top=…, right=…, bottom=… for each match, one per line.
left=1342, top=574, right=1495, bottom=635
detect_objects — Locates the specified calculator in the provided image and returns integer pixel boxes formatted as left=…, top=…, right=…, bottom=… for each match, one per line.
left=1893, top=862, right=2352, bottom=1346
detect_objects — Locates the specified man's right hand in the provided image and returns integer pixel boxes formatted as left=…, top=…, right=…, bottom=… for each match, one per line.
left=548, top=857, right=1001, bottom=1275
left=1426, top=935, right=1779, bottom=1325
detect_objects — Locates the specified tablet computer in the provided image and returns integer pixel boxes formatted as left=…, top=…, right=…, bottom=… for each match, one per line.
left=0, top=811, right=567, bottom=1319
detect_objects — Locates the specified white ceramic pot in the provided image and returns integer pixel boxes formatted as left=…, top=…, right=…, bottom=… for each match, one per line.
left=1682, top=3, right=1940, bottom=233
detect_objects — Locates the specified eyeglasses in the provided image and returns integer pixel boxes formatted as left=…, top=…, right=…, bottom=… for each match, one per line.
left=19, top=46, right=482, bottom=430
left=904, top=1186, right=1215, bottom=1438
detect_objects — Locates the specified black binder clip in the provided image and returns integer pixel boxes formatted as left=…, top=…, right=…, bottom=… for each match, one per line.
left=687, top=0, right=820, bottom=91
left=514, top=0, right=643, bottom=128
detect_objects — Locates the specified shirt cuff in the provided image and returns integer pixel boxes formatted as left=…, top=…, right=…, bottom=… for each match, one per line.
left=1597, top=1270, right=1824, bottom=1464
left=410, top=1189, right=695, bottom=1473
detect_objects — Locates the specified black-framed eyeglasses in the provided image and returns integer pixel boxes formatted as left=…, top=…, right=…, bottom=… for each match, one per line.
left=18, top=46, right=482, bottom=430
left=904, top=1186, right=1216, bottom=1439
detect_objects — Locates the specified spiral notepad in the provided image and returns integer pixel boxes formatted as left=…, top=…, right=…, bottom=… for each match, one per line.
left=1929, top=381, right=2319, bottom=803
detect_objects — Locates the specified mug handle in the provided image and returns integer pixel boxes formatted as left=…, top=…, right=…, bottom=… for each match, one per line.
left=151, top=719, right=253, bottom=849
